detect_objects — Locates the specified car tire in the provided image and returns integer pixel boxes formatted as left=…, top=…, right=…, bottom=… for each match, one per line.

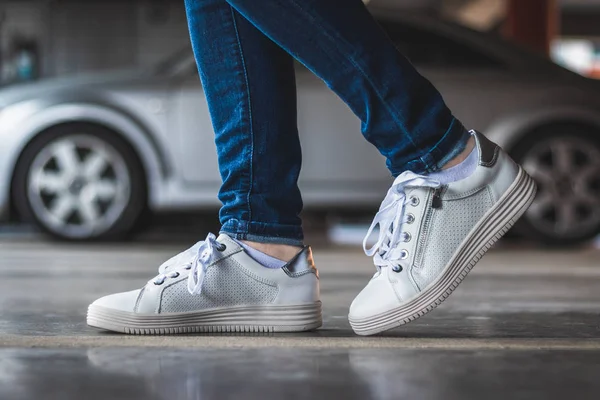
left=511, top=123, right=600, bottom=246
left=12, top=123, right=147, bottom=241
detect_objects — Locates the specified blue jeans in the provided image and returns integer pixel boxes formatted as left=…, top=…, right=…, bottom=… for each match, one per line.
left=184, top=0, right=471, bottom=245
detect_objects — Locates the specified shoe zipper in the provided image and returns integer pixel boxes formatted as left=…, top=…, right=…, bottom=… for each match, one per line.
left=415, top=187, right=445, bottom=267
left=432, top=187, right=443, bottom=209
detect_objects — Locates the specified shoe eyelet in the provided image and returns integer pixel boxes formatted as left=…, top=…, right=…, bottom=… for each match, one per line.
left=409, top=196, right=420, bottom=206
left=400, top=249, right=409, bottom=260
left=402, top=232, right=411, bottom=242
left=406, top=213, right=415, bottom=224
left=169, top=272, right=180, bottom=278
left=153, top=280, right=164, bottom=286
left=392, top=265, right=403, bottom=273
left=184, top=265, right=191, bottom=270
left=217, top=243, right=227, bottom=252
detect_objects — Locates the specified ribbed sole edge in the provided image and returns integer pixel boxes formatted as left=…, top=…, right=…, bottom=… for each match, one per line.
left=87, top=301, right=323, bottom=334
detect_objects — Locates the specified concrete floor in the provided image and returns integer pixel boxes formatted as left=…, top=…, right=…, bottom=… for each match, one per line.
left=1, top=238, right=600, bottom=399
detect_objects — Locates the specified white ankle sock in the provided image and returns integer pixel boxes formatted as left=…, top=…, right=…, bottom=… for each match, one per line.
left=428, top=145, right=478, bottom=185
left=234, top=239, right=287, bottom=269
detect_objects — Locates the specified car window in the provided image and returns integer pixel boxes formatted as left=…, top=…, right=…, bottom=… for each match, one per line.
left=379, top=20, right=503, bottom=68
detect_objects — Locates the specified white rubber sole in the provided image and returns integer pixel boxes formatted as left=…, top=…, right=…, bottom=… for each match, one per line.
left=349, top=167, right=537, bottom=336
left=87, top=301, right=322, bottom=334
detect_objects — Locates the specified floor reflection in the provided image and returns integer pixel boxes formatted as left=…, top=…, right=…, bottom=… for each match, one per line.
left=1, top=347, right=600, bottom=400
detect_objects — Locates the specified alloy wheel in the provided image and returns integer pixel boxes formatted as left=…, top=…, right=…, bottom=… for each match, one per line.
left=27, top=134, right=132, bottom=239
left=521, top=136, right=600, bottom=239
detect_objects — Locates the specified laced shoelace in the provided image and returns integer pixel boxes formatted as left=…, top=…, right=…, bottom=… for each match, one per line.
left=151, top=233, right=225, bottom=295
left=363, top=171, right=440, bottom=271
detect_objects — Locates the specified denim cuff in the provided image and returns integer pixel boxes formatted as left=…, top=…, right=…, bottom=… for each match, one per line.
left=398, top=118, right=472, bottom=175
left=220, top=218, right=304, bottom=246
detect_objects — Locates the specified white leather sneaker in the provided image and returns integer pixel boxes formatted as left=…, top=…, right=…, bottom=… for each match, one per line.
left=87, top=234, right=322, bottom=334
left=349, top=132, right=536, bottom=336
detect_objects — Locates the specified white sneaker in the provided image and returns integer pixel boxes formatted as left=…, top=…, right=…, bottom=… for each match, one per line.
left=87, top=233, right=322, bottom=334
left=349, top=132, right=536, bottom=336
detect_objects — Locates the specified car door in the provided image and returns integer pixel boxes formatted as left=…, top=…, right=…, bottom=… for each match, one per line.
left=171, top=69, right=222, bottom=188
left=170, top=19, right=534, bottom=208
left=295, top=67, right=391, bottom=206
left=172, top=56, right=392, bottom=207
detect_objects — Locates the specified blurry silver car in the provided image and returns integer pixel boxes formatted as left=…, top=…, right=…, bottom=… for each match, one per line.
left=1, top=10, right=599, bottom=246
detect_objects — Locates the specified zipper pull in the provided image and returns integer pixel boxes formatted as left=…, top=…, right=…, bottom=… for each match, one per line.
left=432, top=188, right=443, bottom=209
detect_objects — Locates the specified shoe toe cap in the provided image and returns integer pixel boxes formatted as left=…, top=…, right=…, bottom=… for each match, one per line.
left=349, top=277, right=401, bottom=321
left=90, top=289, right=142, bottom=312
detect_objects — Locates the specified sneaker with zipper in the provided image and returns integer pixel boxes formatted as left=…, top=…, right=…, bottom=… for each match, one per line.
left=349, top=131, right=536, bottom=336
left=87, top=233, right=322, bottom=334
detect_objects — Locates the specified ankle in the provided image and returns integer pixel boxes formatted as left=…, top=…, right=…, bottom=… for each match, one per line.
left=241, top=241, right=302, bottom=263
left=441, top=136, right=476, bottom=170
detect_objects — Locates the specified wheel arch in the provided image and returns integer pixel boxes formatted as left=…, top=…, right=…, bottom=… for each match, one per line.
left=487, top=111, right=600, bottom=245
left=484, top=106, right=600, bottom=153
left=3, top=102, right=168, bottom=221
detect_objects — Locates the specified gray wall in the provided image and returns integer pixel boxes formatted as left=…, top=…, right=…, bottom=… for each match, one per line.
left=0, top=0, right=441, bottom=80
left=47, top=2, right=137, bottom=76
left=46, top=0, right=190, bottom=76
left=136, top=1, right=190, bottom=67
left=0, top=0, right=190, bottom=80
left=2, top=0, right=597, bottom=81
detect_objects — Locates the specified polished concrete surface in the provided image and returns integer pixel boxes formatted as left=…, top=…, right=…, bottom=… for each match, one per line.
left=1, top=238, right=600, bottom=399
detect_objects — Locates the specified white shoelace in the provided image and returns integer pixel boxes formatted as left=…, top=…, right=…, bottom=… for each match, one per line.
left=152, top=233, right=224, bottom=295
left=363, top=171, right=441, bottom=270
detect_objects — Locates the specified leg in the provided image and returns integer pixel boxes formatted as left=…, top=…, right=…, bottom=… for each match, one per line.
left=186, top=0, right=304, bottom=246
left=86, top=0, right=322, bottom=334
left=219, top=0, right=533, bottom=335
left=224, top=0, right=472, bottom=175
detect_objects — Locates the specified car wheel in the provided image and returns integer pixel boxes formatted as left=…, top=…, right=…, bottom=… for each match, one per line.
left=12, top=124, right=146, bottom=241
left=511, top=124, right=600, bottom=246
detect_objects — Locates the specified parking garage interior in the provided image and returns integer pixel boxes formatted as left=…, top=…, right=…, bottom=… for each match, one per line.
left=1, top=1, right=600, bottom=399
